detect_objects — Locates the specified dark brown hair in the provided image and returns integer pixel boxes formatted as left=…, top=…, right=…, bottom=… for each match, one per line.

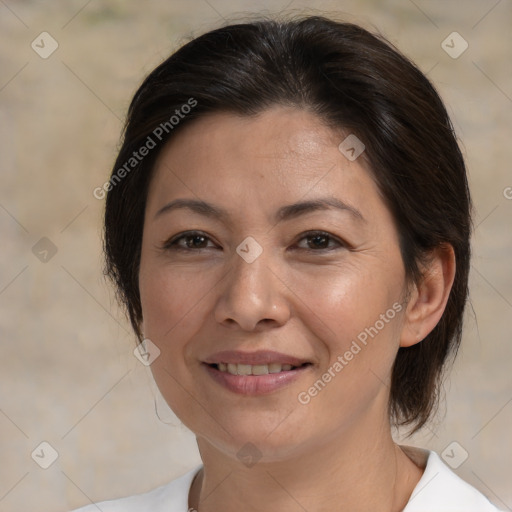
left=103, top=16, right=472, bottom=433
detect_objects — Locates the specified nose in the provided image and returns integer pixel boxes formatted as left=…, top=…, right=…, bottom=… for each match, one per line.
left=214, top=251, right=291, bottom=331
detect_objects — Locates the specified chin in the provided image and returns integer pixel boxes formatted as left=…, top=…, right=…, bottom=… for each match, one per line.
left=197, top=428, right=312, bottom=465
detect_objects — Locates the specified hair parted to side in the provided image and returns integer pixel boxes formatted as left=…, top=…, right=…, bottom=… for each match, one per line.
left=103, top=16, right=472, bottom=434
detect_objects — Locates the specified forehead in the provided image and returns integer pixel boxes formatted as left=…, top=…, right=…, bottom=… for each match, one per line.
left=146, top=107, right=382, bottom=222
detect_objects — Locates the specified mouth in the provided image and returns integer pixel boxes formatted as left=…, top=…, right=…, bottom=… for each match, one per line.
left=206, top=362, right=312, bottom=376
left=202, top=350, right=313, bottom=395
left=202, top=350, right=314, bottom=395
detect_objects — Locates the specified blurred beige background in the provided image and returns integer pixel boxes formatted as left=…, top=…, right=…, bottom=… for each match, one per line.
left=1, top=0, right=511, bottom=510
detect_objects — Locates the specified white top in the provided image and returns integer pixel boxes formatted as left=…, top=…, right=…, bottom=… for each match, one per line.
left=71, top=449, right=503, bottom=511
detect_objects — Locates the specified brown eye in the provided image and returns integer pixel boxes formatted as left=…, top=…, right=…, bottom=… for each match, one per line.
left=163, top=231, right=216, bottom=251
left=295, top=231, right=345, bottom=252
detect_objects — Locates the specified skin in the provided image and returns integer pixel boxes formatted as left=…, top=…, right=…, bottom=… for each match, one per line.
left=138, top=107, right=455, bottom=512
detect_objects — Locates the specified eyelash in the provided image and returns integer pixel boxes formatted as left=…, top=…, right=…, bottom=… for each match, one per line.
left=161, top=230, right=346, bottom=253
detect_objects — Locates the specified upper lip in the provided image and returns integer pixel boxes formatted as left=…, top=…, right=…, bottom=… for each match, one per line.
left=203, top=350, right=311, bottom=366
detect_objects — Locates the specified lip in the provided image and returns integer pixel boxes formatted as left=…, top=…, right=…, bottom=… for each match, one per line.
left=203, top=362, right=311, bottom=395
left=203, top=350, right=311, bottom=366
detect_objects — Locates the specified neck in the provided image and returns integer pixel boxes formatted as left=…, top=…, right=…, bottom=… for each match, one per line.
left=189, top=412, right=424, bottom=512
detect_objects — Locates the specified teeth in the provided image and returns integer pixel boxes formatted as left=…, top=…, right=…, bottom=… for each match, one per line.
left=268, top=363, right=283, bottom=374
left=252, top=365, right=269, bottom=375
left=216, top=363, right=299, bottom=375
left=237, top=364, right=252, bottom=375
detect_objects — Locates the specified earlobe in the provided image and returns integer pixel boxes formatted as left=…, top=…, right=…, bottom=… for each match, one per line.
left=400, top=244, right=456, bottom=348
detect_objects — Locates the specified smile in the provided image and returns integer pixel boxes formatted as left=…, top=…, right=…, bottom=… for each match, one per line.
left=203, top=361, right=312, bottom=395
left=210, top=362, right=309, bottom=375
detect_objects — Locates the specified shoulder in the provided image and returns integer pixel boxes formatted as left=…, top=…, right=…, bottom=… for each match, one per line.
left=69, top=465, right=202, bottom=512
left=402, top=447, right=503, bottom=512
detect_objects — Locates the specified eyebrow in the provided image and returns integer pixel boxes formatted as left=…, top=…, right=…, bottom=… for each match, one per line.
left=154, top=196, right=365, bottom=224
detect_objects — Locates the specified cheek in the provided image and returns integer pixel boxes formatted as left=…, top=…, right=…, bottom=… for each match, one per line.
left=139, top=265, right=211, bottom=422
left=289, top=258, right=406, bottom=413
left=293, top=268, right=404, bottom=421
left=291, top=259, right=403, bottom=346
left=139, top=263, right=210, bottom=347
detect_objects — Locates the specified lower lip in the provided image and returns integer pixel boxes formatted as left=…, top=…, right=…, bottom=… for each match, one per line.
left=203, top=363, right=311, bottom=395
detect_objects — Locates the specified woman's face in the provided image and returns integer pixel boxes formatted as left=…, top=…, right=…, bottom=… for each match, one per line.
left=139, top=107, right=409, bottom=461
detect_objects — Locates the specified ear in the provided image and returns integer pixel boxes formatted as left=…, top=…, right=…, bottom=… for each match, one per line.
left=400, top=244, right=456, bottom=348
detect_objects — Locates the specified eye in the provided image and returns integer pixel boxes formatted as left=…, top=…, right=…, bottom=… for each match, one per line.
left=161, top=230, right=346, bottom=253
left=294, top=231, right=345, bottom=252
left=162, top=231, right=218, bottom=251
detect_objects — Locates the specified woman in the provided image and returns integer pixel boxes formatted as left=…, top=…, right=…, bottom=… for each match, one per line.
left=73, top=15, right=503, bottom=512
